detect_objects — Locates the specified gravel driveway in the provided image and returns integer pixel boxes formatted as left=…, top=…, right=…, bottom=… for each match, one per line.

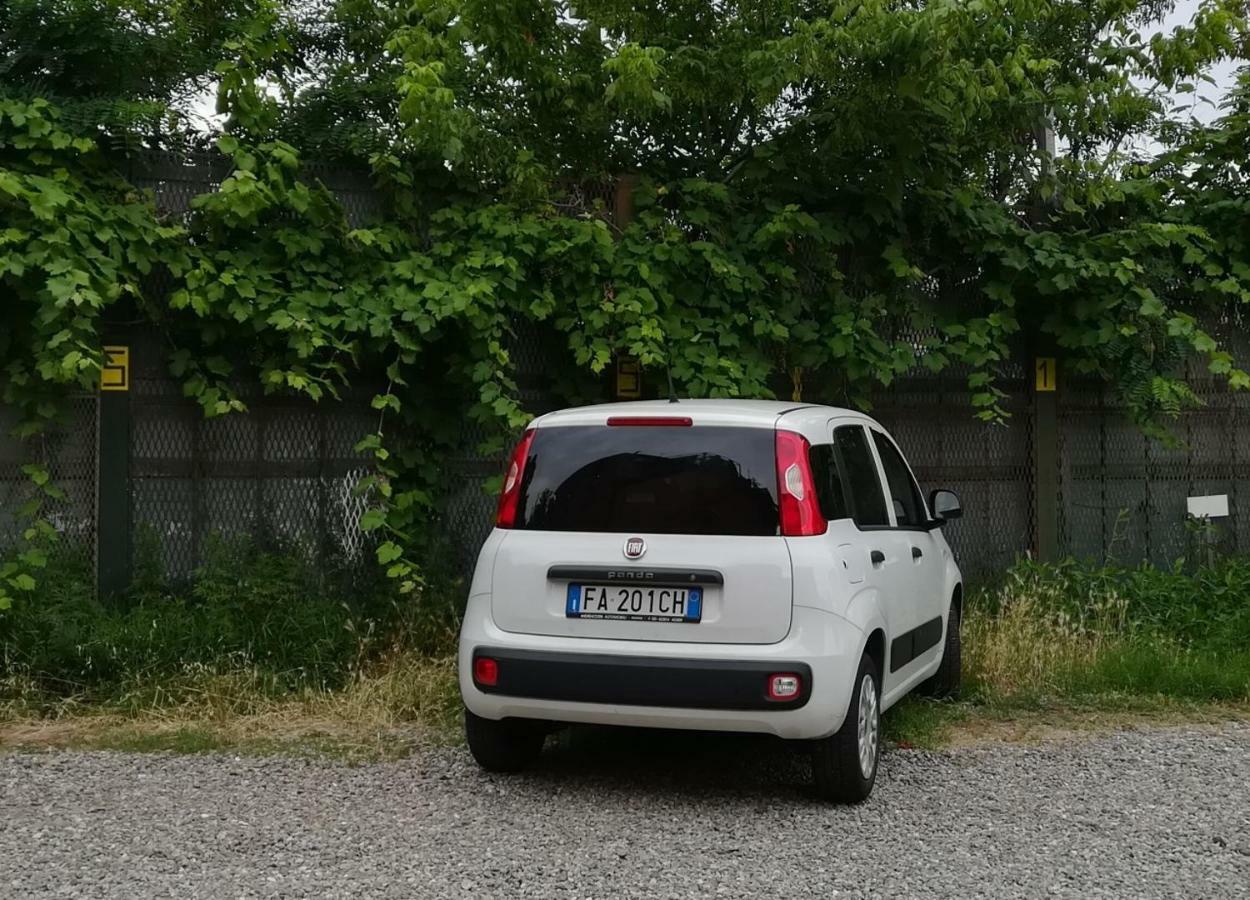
left=2, top=722, right=1248, bottom=899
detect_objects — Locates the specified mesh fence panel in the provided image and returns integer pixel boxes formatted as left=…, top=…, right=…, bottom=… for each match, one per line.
left=0, top=397, right=98, bottom=566
left=127, top=328, right=378, bottom=581
left=1058, top=308, right=1250, bottom=566
left=1059, top=379, right=1250, bottom=567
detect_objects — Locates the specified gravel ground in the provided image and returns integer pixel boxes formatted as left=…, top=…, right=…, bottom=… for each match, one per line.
left=2, top=722, right=1248, bottom=900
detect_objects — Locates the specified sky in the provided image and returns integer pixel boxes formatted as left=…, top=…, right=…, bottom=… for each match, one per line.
left=1154, top=0, right=1242, bottom=125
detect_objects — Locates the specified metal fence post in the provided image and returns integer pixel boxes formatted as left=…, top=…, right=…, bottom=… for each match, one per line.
left=97, top=341, right=132, bottom=601
left=1030, top=114, right=1061, bottom=563
left=613, top=173, right=638, bottom=229
left=1032, top=345, right=1060, bottom=561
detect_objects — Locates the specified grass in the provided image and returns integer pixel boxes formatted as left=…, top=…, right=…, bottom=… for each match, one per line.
left=0, top=654, right=460, bottom=762
left=2, top=551, right=1249, bottom=759
left=884, top=558, right=1250, bottom=748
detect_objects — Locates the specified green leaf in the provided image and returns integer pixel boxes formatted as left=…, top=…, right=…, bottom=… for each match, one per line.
left=376, top=541, right=404, bottom=564
left=10, top=573, right=36, bottom=592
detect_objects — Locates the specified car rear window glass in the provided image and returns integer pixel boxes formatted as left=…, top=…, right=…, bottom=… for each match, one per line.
left=513, top=425, right=779, bottom=535
left=871, top=431, right=927, bottom=527
left=833, top=425, right=889, bottom=527
left=809, top=444, right=851, bottom=521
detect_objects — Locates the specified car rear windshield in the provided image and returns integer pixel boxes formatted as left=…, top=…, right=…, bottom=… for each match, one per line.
left=513, top=425, right=779, bottom=535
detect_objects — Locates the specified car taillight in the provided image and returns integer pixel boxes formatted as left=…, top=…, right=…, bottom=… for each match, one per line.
left=495, top=429, right=536, bottom=528
left=775, top=430, right=827, bottom=537
left=473, top=657, right=498, bottom=687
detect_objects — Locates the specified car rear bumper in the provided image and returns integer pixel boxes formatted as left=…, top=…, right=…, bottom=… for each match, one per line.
left=471, top=647, right=813, bottom=710
left=459, top=602, right=862, bottom=740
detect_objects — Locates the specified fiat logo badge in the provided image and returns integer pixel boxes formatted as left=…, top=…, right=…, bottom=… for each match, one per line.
left=623, top=537, right=646, bottom=560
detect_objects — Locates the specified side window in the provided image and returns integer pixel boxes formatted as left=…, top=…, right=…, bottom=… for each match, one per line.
left=809, top=444, right=850, bottom=521
left=871, top=431, right=927, bottom=528
left=833, top=426, right=889, bottom=527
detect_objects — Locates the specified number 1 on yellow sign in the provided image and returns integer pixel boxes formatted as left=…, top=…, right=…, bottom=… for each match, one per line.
left=1035, top=357, right=1056, bottom=392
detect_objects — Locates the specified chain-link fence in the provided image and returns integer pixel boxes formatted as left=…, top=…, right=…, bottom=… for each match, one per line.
left=1057, top=307, right=1250, bottom=567
left=2, top=156, right=1247, bottom=593
left=0, top=396, right=98, bottom=568
left=123, top=328, right=379, bottom=582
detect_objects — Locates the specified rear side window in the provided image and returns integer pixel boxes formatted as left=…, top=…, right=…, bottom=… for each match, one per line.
left=871, top=431, right=927, bottom=527
left=809, top=444, right=851, bottom=521
left=833, top=426, right=889, bottom=527
left=513, top=425, right=779, bottom=535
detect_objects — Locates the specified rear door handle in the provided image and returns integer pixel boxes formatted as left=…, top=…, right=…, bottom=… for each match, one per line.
left=911, top=546, right=923, bottom=560
left=870, top=550, right=885, bottom=566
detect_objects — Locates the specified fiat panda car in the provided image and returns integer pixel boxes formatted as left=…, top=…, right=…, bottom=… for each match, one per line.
left=458, top=400, right=963, bottom=803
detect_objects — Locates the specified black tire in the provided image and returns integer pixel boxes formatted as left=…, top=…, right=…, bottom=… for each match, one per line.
left=464, top=709, right=546, bottom=773
left=811, top=651, right=881, bottom=804
left=920, top=600, right=962, bottom=699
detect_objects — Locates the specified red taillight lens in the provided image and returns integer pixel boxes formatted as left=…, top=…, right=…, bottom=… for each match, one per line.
left=495, top=429, right=536, bottom=528
left=606, top=416, right=693, bottom=427
left=775, top=430, right=827, bottom=537
left=473, top=657, right=498, bottom=687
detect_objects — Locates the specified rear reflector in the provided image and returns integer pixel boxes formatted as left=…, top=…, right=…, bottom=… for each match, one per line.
left=767, top=673, right=802, bottom=701
left=774, top=430, right=827, bottom=536
left=606, top=416, right=693, bottom=427
left=473, top=657, right=499, bottom=687
left=495, top=429, right=536, bottom=528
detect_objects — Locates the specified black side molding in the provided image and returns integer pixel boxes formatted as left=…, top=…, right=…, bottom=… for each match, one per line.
left=890, top=616, right=944, bottom=673
left=547, top=566, right=723, bottom=585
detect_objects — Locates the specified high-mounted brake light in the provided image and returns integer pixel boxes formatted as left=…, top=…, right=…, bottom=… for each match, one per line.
left=495, top=429, right=536, bottom=528
left=775, top=430, right=827, bottom=537
left=606, top=416, right=693, bottom=427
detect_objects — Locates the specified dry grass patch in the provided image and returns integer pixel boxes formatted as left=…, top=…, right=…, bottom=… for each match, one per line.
left=962, top=574, right=1130, bottom=696
left=0, top=654, right=460, bottom=762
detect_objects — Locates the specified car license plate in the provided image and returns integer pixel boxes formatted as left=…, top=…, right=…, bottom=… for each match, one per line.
left=566, top=584, right=703, bottom=623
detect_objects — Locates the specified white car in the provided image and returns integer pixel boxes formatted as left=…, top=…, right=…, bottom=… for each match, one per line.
left=458, top=399, right=963, bottom=803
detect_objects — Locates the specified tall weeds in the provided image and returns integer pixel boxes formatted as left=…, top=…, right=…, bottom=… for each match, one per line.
left=963, top=560, right=1250, bottom=704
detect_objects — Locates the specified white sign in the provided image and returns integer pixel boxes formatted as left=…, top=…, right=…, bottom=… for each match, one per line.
left=1186, top=494, right=1229, bottom=519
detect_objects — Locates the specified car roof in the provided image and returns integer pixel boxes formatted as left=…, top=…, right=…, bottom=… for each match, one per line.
left=531, top=399, right=875, bottom=429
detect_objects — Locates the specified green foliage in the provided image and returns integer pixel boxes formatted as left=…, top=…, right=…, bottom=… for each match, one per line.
left=992, top=556, right=1250, bottom=650
left=0, top=95, right=177, bottom=420
left=957, top=554, right=1250, bottom=712
left=2, top=0, right=1250, bottom=601
left=0, top=536, right=464, bottom=696
left=0, top=463, right=61, bottom=611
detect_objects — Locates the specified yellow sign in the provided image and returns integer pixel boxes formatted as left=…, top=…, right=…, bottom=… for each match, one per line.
left=101, top=346, right=130, bottom=392
left=615, top=356, right=642, bottom=400
left=1035, top=357, right=1056, bottom=392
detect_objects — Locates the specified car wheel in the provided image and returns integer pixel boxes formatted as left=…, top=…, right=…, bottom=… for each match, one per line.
left=811, top=651, right=880, bottom=804
left=920, top=600, right=962, bottom=699
left=464, top=709, right=546, bottom=773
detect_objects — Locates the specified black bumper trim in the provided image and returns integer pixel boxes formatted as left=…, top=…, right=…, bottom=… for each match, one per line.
left=547, top=566, right=724, bottom=586
left=472, top=647, right=812, bottom=710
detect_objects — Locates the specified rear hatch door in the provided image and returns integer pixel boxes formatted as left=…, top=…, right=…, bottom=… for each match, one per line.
left=490, top=419, right=793, bottom=644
